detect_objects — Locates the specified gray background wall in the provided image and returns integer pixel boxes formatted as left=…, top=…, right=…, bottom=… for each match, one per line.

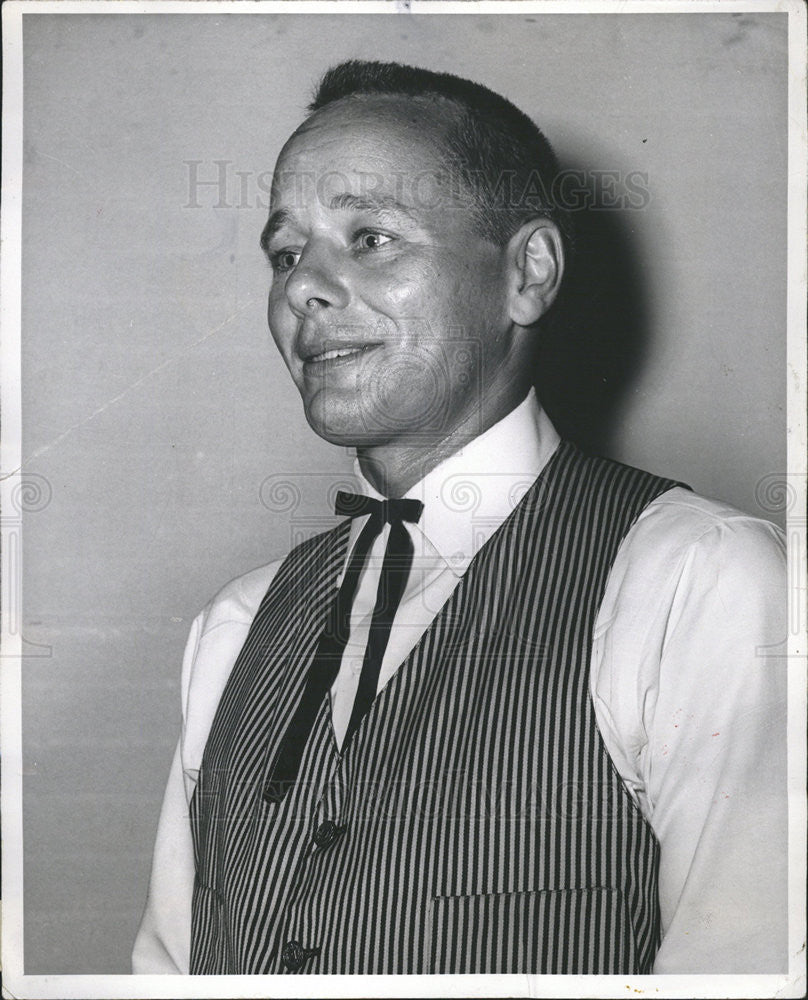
left=18, top=11, right=787, bottom=973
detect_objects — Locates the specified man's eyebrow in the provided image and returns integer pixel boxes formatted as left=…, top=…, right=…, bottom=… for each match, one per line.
left=260, top=209, right=293, bottom=256
left=327, top=192, right=417, bottom=220
left=260, top=194, right=418, bottom=258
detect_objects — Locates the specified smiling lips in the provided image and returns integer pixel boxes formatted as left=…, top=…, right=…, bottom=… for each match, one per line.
left=303, top=343, right=381, bottom=367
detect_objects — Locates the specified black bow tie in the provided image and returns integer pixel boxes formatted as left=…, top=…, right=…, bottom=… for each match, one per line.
left=334, top=490, right=424, bottom=525
left=263, top=488, right=423, bottom=805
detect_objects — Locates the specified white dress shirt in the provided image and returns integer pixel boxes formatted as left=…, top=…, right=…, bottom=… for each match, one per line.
left=329, top=390, right=560, bottom=748
left=133, top=390, right=787, bottom=976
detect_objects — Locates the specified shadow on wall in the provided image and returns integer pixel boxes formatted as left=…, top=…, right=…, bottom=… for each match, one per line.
left=535, top=164, right=652, bottom=458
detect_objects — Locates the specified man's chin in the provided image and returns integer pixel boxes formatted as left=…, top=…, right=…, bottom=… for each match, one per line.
left=301, top=390, right=450, bottom=451
left=303, top=397, right=388, bottom=449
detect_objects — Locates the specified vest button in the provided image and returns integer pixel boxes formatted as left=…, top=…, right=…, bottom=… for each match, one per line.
left=281, top=940, right=318, bottom=971
left=313, top=820, right=343, bottom=849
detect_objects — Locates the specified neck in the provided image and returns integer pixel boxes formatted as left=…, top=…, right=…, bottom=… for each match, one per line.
left=356, top=386, right=532, bottom=498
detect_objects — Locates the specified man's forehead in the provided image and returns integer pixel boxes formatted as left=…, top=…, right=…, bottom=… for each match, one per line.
left=300, top=91, right=456, bottom=135
left=276, top=93, right=455, bottom=170
left=265, top=94, right=464, bottom=224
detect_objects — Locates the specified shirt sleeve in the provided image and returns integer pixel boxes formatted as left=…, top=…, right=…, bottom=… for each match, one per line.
left=131, top=614, right=203, bottom=974
left=592, top=490, right=788, bottom=974
left=132, top=559, right=282, bottom=974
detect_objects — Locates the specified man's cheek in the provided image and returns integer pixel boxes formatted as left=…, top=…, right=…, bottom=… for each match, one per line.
left=377, top=260, right=441, bottom=315
left=378, top=282, right=421, bottom=314
left=267, top=326, right=297, bottom=375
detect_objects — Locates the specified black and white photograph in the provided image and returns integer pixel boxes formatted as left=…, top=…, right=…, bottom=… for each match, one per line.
left=1, top=2, right=805, bottom=997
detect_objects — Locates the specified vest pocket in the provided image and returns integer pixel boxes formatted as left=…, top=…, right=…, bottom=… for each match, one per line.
left=429, top=887, right=637, bottom=974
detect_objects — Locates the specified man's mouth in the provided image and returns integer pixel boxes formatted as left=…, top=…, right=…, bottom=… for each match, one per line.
left=303, top=343, right=381, bottom=367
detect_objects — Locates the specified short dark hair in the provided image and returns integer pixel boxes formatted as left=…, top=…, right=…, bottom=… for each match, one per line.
left=307, top=59, right=573, bottom=253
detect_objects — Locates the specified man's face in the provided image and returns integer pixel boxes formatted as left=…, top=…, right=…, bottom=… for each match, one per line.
left=263, top=96, right=519, bottom=450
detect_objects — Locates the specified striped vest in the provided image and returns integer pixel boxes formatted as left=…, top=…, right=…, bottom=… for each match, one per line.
left=190, top=442, right=680, bottom=974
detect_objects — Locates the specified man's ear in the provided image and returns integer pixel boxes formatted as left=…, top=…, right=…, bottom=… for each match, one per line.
left=506, top=220, right=565, bottom=328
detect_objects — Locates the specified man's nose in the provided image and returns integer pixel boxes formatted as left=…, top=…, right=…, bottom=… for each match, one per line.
left=284, top=243, right=349, bottom=316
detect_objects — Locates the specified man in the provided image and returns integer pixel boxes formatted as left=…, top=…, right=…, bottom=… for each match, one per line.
left=133, top=60, right=787, bottom=976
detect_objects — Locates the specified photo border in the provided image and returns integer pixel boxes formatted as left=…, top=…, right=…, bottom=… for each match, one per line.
left=2, top=1, right=805, bottom=997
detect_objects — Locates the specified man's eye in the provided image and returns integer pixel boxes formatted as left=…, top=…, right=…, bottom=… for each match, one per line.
left=270, top=250, right=300, bottom=273
left=355, top=231, right=393, bottom=251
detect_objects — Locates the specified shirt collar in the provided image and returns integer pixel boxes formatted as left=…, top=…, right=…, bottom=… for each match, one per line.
left=348, top=388, right=561, bottom=576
